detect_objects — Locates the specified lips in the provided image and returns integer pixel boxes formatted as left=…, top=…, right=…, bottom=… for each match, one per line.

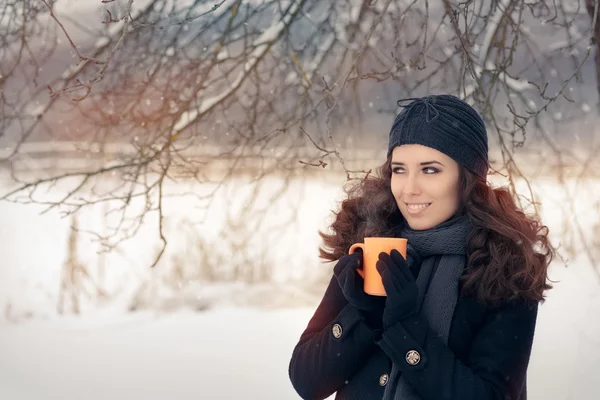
left=405, top=203, right=431, bottom=215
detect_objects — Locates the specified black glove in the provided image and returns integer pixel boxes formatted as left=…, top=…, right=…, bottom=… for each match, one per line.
left=333, top=252, right=385, bottom=327
left=376, top=249, right=419, bottom=329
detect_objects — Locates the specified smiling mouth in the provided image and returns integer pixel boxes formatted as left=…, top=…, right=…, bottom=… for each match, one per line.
left=405, top=203, right=431, bottom=215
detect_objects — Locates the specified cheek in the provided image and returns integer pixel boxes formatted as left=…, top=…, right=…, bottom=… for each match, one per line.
left=435, top=182, right=461, bottom=208
left=390, top=177, right=403, bottom=200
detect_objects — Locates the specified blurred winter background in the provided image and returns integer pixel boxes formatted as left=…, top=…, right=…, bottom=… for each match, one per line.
left=1, top=0, right=599, bottom=399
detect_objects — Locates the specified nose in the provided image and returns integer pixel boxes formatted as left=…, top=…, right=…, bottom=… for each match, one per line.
left=402, top=173, right=422, bottom=196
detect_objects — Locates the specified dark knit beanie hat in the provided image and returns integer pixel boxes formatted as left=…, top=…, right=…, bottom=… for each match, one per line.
left=387, top=94, right=489, bottom=178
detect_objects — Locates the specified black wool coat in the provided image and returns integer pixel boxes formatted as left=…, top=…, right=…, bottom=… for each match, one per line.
left=288, top=259, right=538, bottom=400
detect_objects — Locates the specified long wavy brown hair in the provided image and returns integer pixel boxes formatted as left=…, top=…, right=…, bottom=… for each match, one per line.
left=319, top=158, right=554, bottom=306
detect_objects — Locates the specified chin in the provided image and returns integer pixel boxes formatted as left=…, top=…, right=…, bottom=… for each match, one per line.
left=401, top=211, right=447, bottom=231
left=405, top=219, right=436, bottom=231
left=399, top=204, right=456, bottom=230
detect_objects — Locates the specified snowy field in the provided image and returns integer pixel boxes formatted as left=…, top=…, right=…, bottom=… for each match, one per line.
left=0, top=169, right=599, bottom=399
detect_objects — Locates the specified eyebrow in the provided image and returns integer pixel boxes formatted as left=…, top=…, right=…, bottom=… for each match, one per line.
left=391, top=161, right=445, bottom=167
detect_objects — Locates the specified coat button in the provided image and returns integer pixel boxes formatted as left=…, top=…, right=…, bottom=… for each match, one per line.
left=379, top=373, right=389, bottom=386
left=405, top=350, right=421, bottom=366
left=332, top=323, right=343, bottom=338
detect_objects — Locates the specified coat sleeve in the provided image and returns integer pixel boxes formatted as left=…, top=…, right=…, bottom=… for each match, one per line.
left=288, top=275, right=383, bottom=400
left=377, top=299, right=538, bottom=400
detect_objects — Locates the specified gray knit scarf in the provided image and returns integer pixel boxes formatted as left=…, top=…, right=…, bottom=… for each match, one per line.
left=383, top=214, right=473, bottom=400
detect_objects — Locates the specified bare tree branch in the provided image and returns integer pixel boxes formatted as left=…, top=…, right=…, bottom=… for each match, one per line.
left=1, top=0, right=599, bottom=275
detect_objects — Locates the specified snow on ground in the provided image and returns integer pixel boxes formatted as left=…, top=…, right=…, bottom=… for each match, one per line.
left=0, top=307, right=314, bottom=400
left=0, top=170, right=599, bottom=399
left=0, top=260, right=599, bottom=400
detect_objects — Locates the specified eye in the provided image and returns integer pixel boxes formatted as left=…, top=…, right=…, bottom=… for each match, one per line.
left=423, top=167, right=440, bottom=174
left=392, top=167, right=405, bottom=174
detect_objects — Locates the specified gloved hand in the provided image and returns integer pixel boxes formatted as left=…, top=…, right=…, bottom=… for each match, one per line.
left=376, top=249, right=419, bottom=329
left=333, top=252, right=385, bottom=327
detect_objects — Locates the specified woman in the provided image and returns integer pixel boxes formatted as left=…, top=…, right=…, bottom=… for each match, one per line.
left=288, top=94, right=553, bottom=400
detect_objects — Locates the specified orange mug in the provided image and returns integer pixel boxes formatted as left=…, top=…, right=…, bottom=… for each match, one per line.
left=349, top=237, right=408, bottom=296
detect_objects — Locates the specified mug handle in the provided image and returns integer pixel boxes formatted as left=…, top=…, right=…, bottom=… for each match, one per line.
left=348, top=243, right=365, bottom=279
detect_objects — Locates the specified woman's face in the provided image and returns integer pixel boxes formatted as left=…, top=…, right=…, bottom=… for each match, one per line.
left=390, top=144, right=461, bottom=230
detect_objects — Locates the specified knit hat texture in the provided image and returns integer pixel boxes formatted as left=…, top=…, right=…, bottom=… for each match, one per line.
left=387, top=94, right=489, bottom=177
